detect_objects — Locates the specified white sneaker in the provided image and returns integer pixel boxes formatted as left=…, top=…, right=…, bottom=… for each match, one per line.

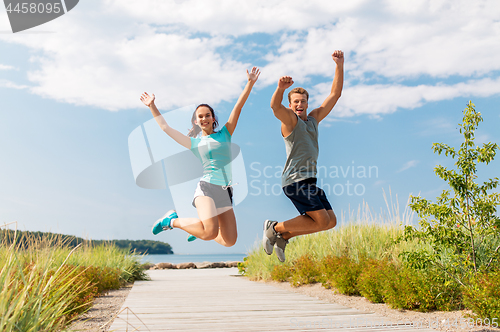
left=262, top=220, right=278, bottom=255
left=274, top=236, right=288, bottom=263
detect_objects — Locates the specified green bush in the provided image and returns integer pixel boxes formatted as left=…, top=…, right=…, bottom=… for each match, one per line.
left=320, top=255, right=361, bottom=295
left=382, top=264, right=422, bottom=310
left=79, top=265, right=122, bottom=294
left=271, top=263, right=292, bottom=282
left=382, top=264, right=462, bottom=312
left=357, top=259, right=389, bottom=303
left=237, top=257, right=248, bottom=275
left=319, top=255, right=341, bottom=289
left=120, top=259, right=149, bottom=283
left=261, top=251, right=472, bottom=314
left=462, top=270, right=500, bottom=320
left=289, top=255, right=321, bottom=287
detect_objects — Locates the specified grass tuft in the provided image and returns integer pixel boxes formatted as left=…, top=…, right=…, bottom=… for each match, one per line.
left=0, top=223, right=148, bottom=331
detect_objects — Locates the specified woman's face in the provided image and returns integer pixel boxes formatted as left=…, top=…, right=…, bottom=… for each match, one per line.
left=195, top=106, right=214, bottom=132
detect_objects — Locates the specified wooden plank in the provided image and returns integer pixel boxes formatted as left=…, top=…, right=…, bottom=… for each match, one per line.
left=108, top=268, right=437, bottom=331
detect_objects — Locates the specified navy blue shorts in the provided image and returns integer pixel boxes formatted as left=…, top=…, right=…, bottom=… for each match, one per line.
left=283, top=178, right=332, bottom=215
left=192, top=181, right=233, bottom=209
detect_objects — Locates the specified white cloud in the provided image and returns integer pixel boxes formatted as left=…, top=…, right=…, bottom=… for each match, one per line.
left=418, top=117, right=457, bottom=137
left=26, top=30, right=245, bottom=110
left=0, top=79, right=28, bottom=89
left=311, top=77, right=500, bottom=118
left=1, top=7, right=248, bottom=110
left=398, top=160, right=419, bottom=173
left=107, top=0, right=366, bottom=36
left=0, top=0, right=498, bottom=113
left=261, top=4, right=500, bottom=81
left=321, top=117, right=360, bottom=127
left=0, top=64, right=15, bottom=70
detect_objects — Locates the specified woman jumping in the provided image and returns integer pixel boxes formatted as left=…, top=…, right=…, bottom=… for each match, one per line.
left=140, top=67, right=260, bottom=247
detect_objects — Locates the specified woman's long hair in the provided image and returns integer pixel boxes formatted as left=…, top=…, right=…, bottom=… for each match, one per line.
left=188, top=104, right=218, bottom=137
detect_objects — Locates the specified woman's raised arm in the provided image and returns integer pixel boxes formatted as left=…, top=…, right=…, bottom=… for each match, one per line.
left=225, top=67, right=260, bottom=135
left=140, top=92, right=191, bottom=149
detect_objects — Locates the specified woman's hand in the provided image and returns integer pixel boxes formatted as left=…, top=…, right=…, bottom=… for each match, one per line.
left=247, top=66, right=261, bottom=83
left=140, top=92, right=156, bottom=107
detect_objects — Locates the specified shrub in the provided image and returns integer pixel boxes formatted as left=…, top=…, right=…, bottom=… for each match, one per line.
left=80, top=265, right=122, bottom=293
left=462, top=270, right=500, bottom=320
left=289, top=255, right=321, bottom=287
left=357, top=259, right=389, bottom=303
left=382, top=264, right=422, bottom=310
left=319, top=255, right=342, bottom=289
left=382, top=264, right=462, bottom=312
left=120, top=259, right=149, bottom=283
left=320, top=255, right=362, bottom=295
left=271, top=263, right=293, bottom=282
left=237, top=257, right=248, bottom=275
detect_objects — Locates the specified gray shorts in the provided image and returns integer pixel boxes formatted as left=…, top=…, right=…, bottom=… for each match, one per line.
left=192, top=181, right=233, bottom=209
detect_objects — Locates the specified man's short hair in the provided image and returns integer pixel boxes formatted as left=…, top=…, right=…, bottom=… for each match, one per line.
left=288, top=87, right=309, bottom=103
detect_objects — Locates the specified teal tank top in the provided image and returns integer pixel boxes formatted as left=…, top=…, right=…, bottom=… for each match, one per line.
left=190, top=125, right=232, bottom=186
left=282, top=115, right=319, bottom=187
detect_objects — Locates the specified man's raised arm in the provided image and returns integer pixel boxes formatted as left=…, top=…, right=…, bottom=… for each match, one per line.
left=271, top=76, right=295, bottom=127
left=309, top=50, right=344, bottom=123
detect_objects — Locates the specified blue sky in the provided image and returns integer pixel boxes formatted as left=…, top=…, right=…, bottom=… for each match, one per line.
left=1, top=0, right=499, bottom=254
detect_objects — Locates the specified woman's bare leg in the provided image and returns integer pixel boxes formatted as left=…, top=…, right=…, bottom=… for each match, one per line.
left=212, top=207, right=237, bottom=247
left=171, top=196, right=219, bottom=241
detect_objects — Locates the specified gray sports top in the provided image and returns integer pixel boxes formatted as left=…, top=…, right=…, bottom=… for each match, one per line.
left=282, top=115, right=319, bottom=187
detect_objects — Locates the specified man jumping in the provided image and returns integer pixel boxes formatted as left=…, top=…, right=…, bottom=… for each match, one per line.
left=263, top=50, right=344, bottom=262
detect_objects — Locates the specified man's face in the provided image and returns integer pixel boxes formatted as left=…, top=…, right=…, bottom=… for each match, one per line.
left=289, top=93, right=308, bottom=119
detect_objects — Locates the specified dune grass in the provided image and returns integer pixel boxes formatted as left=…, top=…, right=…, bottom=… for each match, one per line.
left=241, top=191, right=500, bottom=318
left=0, top=222, right=147, bottom=331
left=242, top=191, right=424, bottom=281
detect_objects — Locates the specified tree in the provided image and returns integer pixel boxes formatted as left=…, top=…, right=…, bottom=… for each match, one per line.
left=400, top=101, right=500, bottom=285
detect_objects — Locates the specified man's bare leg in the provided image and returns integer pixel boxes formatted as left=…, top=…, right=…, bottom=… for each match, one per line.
left=269, top=210, right=336, bottom=262
left=275, top=210, right=337, bottom=240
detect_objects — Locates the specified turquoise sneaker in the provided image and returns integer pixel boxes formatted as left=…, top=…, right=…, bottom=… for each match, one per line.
left=151, top=210, right=178, bottom=235
left=187, top=235, right=197, bottom=242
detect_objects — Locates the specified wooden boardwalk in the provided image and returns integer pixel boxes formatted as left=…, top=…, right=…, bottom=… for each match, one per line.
left=108, top=268, right=436, bottom=331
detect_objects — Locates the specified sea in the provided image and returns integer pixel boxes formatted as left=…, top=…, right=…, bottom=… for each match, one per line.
left=141, top=253, right=247, bottom=265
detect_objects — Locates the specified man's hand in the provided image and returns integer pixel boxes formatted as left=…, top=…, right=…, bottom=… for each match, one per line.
left=332, top=50, right=344, bottom=65
left=247, top=66, right=261, bottom=83
left=140, top=92, right=155, bottom=107
left=308, top=50, right=344, bottom=123
left=278, top=76, right=294, bottom=90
